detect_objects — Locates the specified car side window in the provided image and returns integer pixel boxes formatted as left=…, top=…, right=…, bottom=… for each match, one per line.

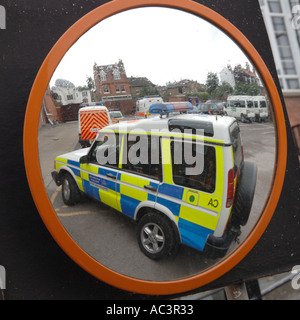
left=247, top=101, right=254, bottom=108
left=171, top=141, right=216, bottom=193
left=89, top=133, right=119, bottom=168
left=230, top=100, right=245, bottom=108
left=260, top=101, right=266, bottom=108
left=122, top=134, right=162, bottom=180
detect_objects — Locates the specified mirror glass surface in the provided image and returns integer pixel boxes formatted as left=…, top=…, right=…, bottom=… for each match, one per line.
left=38, top=7, right=276, bottom=281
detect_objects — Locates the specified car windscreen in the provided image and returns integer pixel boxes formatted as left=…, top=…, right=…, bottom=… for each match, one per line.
left=110, top=112, right=122, bottom=118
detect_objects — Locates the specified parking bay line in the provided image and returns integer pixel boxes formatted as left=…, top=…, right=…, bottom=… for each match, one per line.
left=57, top=211, right=96, bottom=217
left=50, top=186, right=61, bottom=204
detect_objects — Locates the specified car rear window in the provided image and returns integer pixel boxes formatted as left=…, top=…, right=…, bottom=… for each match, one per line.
left=170, top=140, right=216, bottom=194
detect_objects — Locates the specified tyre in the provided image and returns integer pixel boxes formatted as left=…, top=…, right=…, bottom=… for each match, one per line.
left=136, top=212, right=176, bottom=260
left=240, top=114, right=246, bottom=123
left=61, top=172, right=82, bottom=205
left=231, top=161, right=257, bottom=227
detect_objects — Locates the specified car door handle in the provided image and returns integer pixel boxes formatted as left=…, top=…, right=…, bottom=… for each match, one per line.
left=144, top=185, right=157, bottom=192
left=106, top=173, right=117, bottom=180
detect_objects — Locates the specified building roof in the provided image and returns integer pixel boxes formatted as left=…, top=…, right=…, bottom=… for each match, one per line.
left=128, top=76, right=155, bottom=87
left=55, top=79, right=75, bottom=88
left=94, top=59, right=126, bottom=74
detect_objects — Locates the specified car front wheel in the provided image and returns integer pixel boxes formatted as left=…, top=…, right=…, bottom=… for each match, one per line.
left=61, top=172, right=82, bottom=205
left=137, top=212, right=176, bottom=260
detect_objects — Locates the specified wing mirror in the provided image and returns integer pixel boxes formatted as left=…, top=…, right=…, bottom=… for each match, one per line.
left=79, top=155, right=89, bottom=164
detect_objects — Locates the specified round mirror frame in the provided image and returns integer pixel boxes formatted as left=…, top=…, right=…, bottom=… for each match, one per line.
left=23, top=0, right=287, bottom=295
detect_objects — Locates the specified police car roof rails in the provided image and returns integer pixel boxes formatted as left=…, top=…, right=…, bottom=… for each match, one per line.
left=149, top=102, right=193, bottom=118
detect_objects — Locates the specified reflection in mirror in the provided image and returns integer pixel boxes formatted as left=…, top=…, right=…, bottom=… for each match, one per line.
left=38, top=7, right=276, bottom=281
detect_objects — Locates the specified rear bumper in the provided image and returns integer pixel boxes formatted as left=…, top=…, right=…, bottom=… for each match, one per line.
left=203, top=225, right=241, bottom=259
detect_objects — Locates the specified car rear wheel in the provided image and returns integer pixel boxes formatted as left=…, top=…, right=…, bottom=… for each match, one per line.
left=61, top=172, right=82, bottom=205
left=231, top=161, right=258, bottom=227
left=137, top=212, right=176, bottom=260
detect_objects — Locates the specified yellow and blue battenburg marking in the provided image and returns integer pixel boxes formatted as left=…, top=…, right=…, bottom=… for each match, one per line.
left=155, top=183, right=220, bottom=251
left=55, top=148, right=222, bottom=252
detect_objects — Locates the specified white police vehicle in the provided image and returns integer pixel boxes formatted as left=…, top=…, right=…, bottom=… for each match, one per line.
left=52, top=102, right=257, bottom=259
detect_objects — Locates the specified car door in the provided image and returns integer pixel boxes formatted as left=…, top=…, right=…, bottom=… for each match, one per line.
left=115, top=134, right=162, bottom=219
left=156, top=138, right=221, bottom=251
left=80, top=132, right=120, bottom=211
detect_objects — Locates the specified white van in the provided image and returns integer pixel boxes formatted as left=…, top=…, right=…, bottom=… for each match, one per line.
left=255, top=96, right=269, bottom=122
left=226, top=95, right=268, bottom=122
left=226, top=95, right=256, bottom=122
left=135, top=96, right=164, bottom=119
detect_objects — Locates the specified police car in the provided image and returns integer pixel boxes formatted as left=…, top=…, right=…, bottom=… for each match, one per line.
left=52, top=102, right=257, bottom=260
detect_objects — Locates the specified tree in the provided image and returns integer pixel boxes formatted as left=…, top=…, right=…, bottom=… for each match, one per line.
left=234, top=82, right=260, bottom=96
left=86, top=76, right=95, bottom=90
left=246, top=82, right=260, bottom=96
left=139, top=85, right=159, bottom=97
left=205, top=72, right=219, bottom=95
left=212, top=82, right=233, bottom=100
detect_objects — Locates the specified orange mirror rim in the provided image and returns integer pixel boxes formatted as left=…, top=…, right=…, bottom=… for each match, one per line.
left=23, top=0, right=287, bottom=295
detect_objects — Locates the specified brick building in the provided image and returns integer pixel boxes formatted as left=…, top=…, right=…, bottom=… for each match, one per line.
left=93, top=59, right=132, bottom=102
left=40, top=85, right=63, bottom=126
left=158, top=79, right=204, bottom=101
left=128, top=76, right=157, bottom=99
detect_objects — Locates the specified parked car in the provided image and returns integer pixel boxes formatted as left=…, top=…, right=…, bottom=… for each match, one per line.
left=52, top=102, right=257, bottom=260
left=109, top=110, right=124, bottom=124
left=199, top=103, right=224, bottom=115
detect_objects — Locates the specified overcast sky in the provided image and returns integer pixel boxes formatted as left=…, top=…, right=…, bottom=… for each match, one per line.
left=50, top=7, right=251, bottom=88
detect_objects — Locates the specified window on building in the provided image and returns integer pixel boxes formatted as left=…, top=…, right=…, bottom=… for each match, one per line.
left=268, top=0, right=282, bottom=13
left=289, top=0, right=300, bottom=11
left=272, top=16, right=297, bottom=75
left=286, top=79, right=300, bottom=89
left=100, top=70, right=106, bottom=82
left=115, top=85, right=120, bottom=93
left=282, top=61, right=297, bottom=75
left=121, top=85, right=126, bottom=93
left=113, top=69, right=121, bottom=80
left=290, top=0, right=300, bottom=48
left=103, top=86, right=110, bottom=94
left=67, top=95, right=73, bottom=100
